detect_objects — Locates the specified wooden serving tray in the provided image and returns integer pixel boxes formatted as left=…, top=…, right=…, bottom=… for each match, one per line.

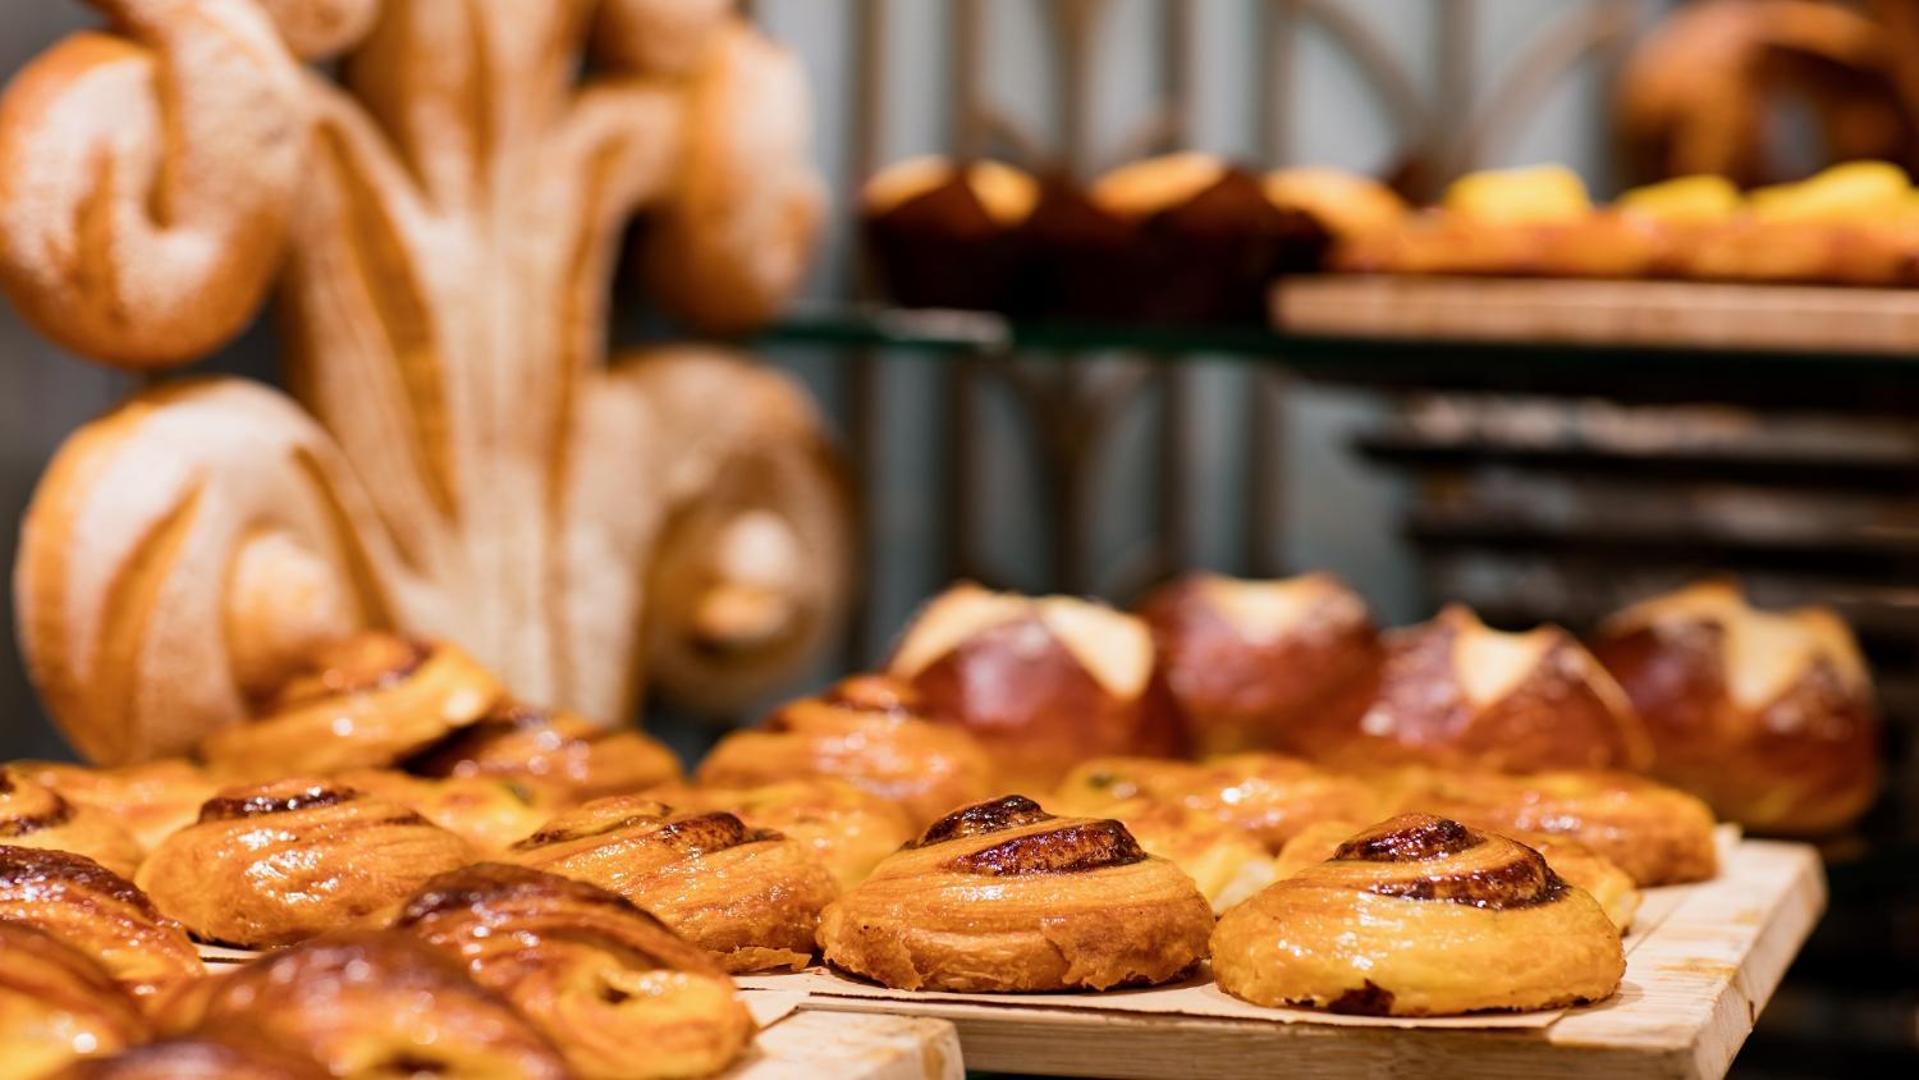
left=740, top=838, right=1824, bottom=1079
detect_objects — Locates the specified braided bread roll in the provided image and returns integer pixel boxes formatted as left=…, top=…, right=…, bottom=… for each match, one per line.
left=137, top=779, right=475, bottom=947
left=392, top=864, right=754, bottom=1080
left=817, top=795, right=1213, bottom=992
left=46, top=1035, right=328, bottom=1080
left=1212, top=815, right=1625, bottom=1015
left=506, top=796, right=837, bottom=973
left=1055, top=753, right=1379, bottom=853
left=0, top=845, right=203, bottom=1011
left=644, top=778, right=914, bottom=891
left=0, top=924, right=149, bottom=1079
left=404, top=700, right=682, bottom=804
left=698, top=675, right=997, bottom=828
left=11, top=760, right=216, bottom=855
left=0, top=769, right=143, bottom=878
left=335, top=770, right=556, bottom=854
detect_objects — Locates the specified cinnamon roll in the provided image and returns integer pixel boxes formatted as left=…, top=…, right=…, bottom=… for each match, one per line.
left=0, top=769, right=144, bottom=878
left=174, top=931, right=568, bottom=1079
left=644, top=778, right=914, bottom=890
left=405, top=700, right=683, bottom=805
left=198, top=634, right=502, bottom=781
left=1212, top=815, right=1625, bottom=1015
left=46, top=1036, right=327, bottom=1080
left=137, top=779, right=475, bottom=947
left=506, top=795, right=837, bottom=973
left=393, top=864, right=754, bottom=1080
left=0, top=845, right=202, bottom=1009
left=0, top=924, right=149, bottom=1078
left=698, top=675, right=998, bottom=828
left=335, top=769, right=554, bottom=854
left=817, top=795, right=1213, bottom=992
left=13, top=759, right=217, bottom=854
left=1055, top=754, right=1379, bottom=853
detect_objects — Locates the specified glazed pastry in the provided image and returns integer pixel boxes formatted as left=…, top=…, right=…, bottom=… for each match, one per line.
left=889, top=583, right=1181, bottom=790
left=334, top=769, right=554, bottom=854
left=12, top=759, right=217, bottom=854
left=1137, top=573, right=1381, bottom=756
left=0, top=769, right=144, bottom=878
left=0, top=845, right=203, bottom=1010
left=1055, top=754, right=1379, bottom=853
left=1212, top=815, right=1624, bottom=1015
left=138, top=778, right=475, bottom=947
left=393, top=864, right=754, bottom=1080
left=697, top=675, right=997, bottom=828
left=644, top=778, right=914, bottom=891
left=0, top=924, right=149, bottom=1079
left=174, top=931, right=568, bottom=1079
left=198, top=634, right=503, bottom=781
left=506, top=795, right=837, bottom=973
left=1593, top=580, right=1880, bottom=835
left=1070, top=796, right=1276, bottom=914
left=1304, top=605, right=1653, bottom=774
left=862, top=156, right=1039, bottom=311
left=404, top=700, right=683, bottom=804
left=46, top=1036, right=327, bottom=1080
left=817, top=795, right=1213, bottom=992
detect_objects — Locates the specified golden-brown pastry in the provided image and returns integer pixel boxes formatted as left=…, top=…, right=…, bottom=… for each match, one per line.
left=888, top=583, right=1181, bottom=790
left=173, top=931, right=568, bottom=1079
left=817, top=795, right=1213, bottom=992
left=12, top=760, right=217, bottom=855
left=392, top=864, right=754, bottom=1080
left=644, top=778, right=913, bottom=891
left=1212, top=815, right=1624, bottom=1015
left=334, top=769, right=555, bottom=854
left=403, top=700, right=683, bottom=804
left=506, top=795, right=837, bottom=973
left=0, top=769, right=144, bottom=879
left=1263, top=166, right=1410, bottom=240
left=198, top=634, right=503, bottom=782
left=0, top=845, right=203, bottom=1011
left=1593, top=580, right=1880, bottom=835
left=1055, top=754, right=1379, bottom=854
left=0, top=924, right=150, bottom=1079
left=137, top=778, right=475, bottom=947
left=1071, top=796, right=1277, bottom=914
left=698, top=675, right=997, bottom=828
left=1137, top=573, right=1381, bottom=756
left=46, top=1036, right=328, bottom=1080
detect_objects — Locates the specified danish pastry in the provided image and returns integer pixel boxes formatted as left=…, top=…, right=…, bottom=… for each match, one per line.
left=816, top=795, right=1213, bottom=992
left=1061, top=795, right=1276, bottom=914
left=0, top=769, right=144, bottom=878
left=506, top=795, right=837, bottom=973
left=644, top=778, right=912, bottom=891
left=335, top=769, right=554, bottom=854
left=0, top=845, right=203, bottom=1010
left=404, top=700, right=683, bottom=805
left=0, top=924, right=149, bottom=1079
left=137, top=778, right=475, bottom=947
left=1212, top=815, right=1625, bottom=1015
left=1056, top=754, right=1379, bottom=853
left=45, top=1036, right=328, bottom=1080
left=12, top=759, right=216, bottom=854
left=393, top=864, right=754, bottom=1080
left=697, top=675, right=997, bottom=827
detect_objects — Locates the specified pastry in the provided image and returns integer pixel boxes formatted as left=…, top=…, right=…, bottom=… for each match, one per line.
left=644, top=778, right=914, bottom=891
left=0, top=924, right=149, bottom=1079
left=817, top=795, right=1213, bottom=992
left=1304, top=605, right=1653, bottom=774
left=0, top=769, right=144, bottom=878
left=173, top=931, right=568, bottom=1079
left=335, top=769, right=556, bottom=854
left=0, top=845, right=204, bottom=1010
left=1137, top=572, right=1381, bottom=756
left=138, top=778, right=475, bottom=947
left=1593, top=580, right=1881, bottom=834
left=889, top=583, right=1181, bottom=790
left=12, top=759, right=217, bottom=854
left=1063, top=795, right=1276, bottom=914
left=45, top=1035, right=328, bottom=1080
left=404, top=700, right=683, bottom=804
left=392, top=863, right=754, bottom=1080
left=1212, top=814, right=1625, bottom=1015
left=505, top=795, right=837, bottom=973
left=1055, top=754, right=1379, bottom=853
left=198, top=634, right=503, bottom=782
left=697, top=674, right=997, bottom=828
left=862, top=156, right=1039, bottom=311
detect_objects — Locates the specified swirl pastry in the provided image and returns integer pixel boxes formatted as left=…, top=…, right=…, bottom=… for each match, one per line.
left=137, top=779, right=475, bottom=947
left=506, top=795, right=837, bottom=973
left=1056, top=754, right=1379, bottom=853
left=12, top=760, right=217, bottom=855
left=0, top=845, right=203, bottom=1010
left=699, top=675, right=998, bottom=828
left=0, top=924, right=149, bottom=1079
left=1212, top=815, right=1625, bottom=1015
left=0, top=770, right=144, bottom=879
left=198, top=634, right=502, bottom=781
left=392, top=864, right=754, bottom=1080
left=405, top=700, right=683, bottom=805
left=335, top=769, right=554, bottom=854
left=47, top=1036, right=327, bottom=1080
left=644, top=778, right=913, bottom=891
left=173, top=931, right=568, bottom=1079
left=817, top=795, right=1213, bottom=992
left=1070, top=796, right=1277, bottom=914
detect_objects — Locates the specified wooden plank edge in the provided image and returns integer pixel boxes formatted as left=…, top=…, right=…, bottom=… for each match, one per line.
left=731, top=1011, right=963, bottom=1080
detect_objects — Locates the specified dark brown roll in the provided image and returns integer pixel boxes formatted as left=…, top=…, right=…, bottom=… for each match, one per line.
left=0, top=923, right=150, bottom=1077
left=0, top=844, right=203, bottom=1010
left=404, top=699, right=683, bottom=804
left=861, top=156, right=1038, bottom=311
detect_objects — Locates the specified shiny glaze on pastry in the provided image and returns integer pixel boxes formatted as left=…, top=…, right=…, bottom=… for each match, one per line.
left=0, top=924, right=149, bottom=1078
left=13, top=759, right=217, bottom=854
left=1056, top=753, right=1379, bottom=853
left=1066, top=795, right=1277, bottom=914
left=199, top=634, right=502, bottom=781
left=0, top=769, right=144, bottom=878
left=335, top=769, right=554, bottom=854
left=1212, top=814, right=1624, bottom=1015
left=405, top=700, right=683, bottom=805
left=137, top=779, right=475, bottom=947
left=0, top=845, right=203, bottom=1009
left=698, top=675, right=997, bottom=827
left=644, top=777, right=914, bottom=890
left=817, top=795, right=1213, bottom=992
left=393, top=864, right=753, bottom=1080
left=46, top=1036, right=327, bottom=1080
left=173, top=931, right=568, bottom=1079
left=506, top=795, right=837, bottom=973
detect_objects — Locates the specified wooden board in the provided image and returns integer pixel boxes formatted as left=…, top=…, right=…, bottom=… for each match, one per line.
left=1273, top=275, right=1919, bottom=356
left=729, top=1011, right=962, bottom=1080
left=743, top=838, right=1823, bottom=1080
